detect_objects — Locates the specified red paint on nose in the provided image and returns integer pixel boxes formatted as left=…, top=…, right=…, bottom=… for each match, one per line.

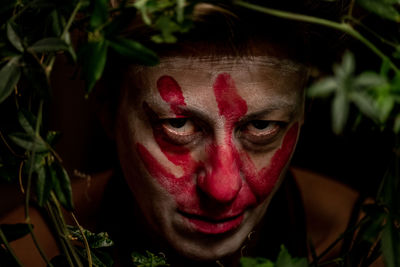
left=157, top=75, right=186, bottom=114
left=196, top=73, right=248, bottom=203
left=137, top=73, right=299, bottom=227
left=197, top=144, right=242, bottom=203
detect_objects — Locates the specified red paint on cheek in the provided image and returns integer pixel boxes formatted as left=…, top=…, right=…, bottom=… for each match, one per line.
left=243, top=123, right=299, bottom=200
left=157, top=75, right=186, bottom=114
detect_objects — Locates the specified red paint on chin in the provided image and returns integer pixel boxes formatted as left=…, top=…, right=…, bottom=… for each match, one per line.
left=136, top=73, right=299, bottom=234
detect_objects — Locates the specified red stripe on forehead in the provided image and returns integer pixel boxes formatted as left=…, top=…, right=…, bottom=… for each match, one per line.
left=213, top=73, right=248, bottom=120
left=157, top=75, right=186, bottom=114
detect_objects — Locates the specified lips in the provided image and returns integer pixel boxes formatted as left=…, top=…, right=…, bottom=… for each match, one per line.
left=179, top=211, right=244, bottom=234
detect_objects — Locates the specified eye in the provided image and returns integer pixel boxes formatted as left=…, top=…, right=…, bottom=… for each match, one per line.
left=161, top=118, right=200, bottom=145
left=240, top=120, right=282, bottom=145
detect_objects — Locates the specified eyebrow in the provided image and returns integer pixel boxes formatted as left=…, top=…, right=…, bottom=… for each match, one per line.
left=146, top=99, right=297, bottom=123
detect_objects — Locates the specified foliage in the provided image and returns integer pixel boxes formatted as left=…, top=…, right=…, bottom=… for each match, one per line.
left=0, top=0, right=399, bottom=267
left=240, top=246, right=308, bottom=267
left=131, top=251, right=170, bottom=267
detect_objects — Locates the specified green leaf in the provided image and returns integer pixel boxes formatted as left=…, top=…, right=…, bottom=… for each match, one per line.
left=176, top=0, right=185, bottom=22
left=353, top=72, right=386, bottom=89
left=8, top=132, right=48, bottom=152
left=381, top=218, right=400, bottom=267
left=307, top=77, right=336, bottom=97
left=92, top=250, right=114, bottom=267
left=131, top=251, right=170, bottom=266
left=26, top=152, right=48, bottom=173
left=394, top=114, right=400, bottom=133
left=377, top=95, right=394, bottom=122
left=0, top=56, right=21, bottom=103
left=36, top=165, right=52, bottom=207
left=90, top=0, right=108, bottom=29
left=349, top=92, right=379, bottom=122
left=46, top=131, right=61, bottom=146
left=332, top=92, right=349, bottom=134
left=6, top=23, right=24, bottom=53
left=107, top=38, right=159, bottom=66
left=153, top=15, right=180, bottom=43
left=240, top=257, right=274, bottom=267
left=359, top=212, right=386, bottom=243
left=29, top=38, right=69, bottom=53
left=82, top=40, right=108, bottom=93
left=275, top=246, right=308, bottom=267
left=67, top=226, right=114, bottom=249
left=357, top=0, right=400, bottom=21
left=17, top=109, right=37, bottom=136
left=335, top=51, right=355, bottom=79
left=49, top=163, right=73, bottom=211
left=0, top=224, right=32, bottom=243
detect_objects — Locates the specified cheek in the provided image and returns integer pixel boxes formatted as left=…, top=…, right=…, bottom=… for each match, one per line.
left=241, top=122, right=299, bottom=200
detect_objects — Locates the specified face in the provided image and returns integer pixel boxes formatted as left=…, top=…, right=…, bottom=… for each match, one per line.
left=115, top=55, right=306, bottom=261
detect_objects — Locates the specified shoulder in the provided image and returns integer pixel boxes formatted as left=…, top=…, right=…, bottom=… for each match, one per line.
left=290, top=167, right=359, bottom=260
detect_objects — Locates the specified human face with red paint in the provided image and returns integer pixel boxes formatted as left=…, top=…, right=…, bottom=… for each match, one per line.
left=115, top=55, right=306, bottom=262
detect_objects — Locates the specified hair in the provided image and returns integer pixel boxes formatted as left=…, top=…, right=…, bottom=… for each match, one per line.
left=89, top=0, right=349, bottom=171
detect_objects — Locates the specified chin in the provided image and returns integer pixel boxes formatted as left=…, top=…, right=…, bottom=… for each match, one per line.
left=163, top=206, right=267, bottom=262
left=170, top=231, right=246, bottom=262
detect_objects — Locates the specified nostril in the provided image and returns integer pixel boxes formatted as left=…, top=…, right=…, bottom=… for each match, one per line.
left=196, top=166, right=242, bottom=204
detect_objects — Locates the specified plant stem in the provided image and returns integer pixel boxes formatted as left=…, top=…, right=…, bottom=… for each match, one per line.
left=0, top=227, right=24, bottom=267
left=46, top=201, right=75, bottom=267
left=22, top=101, right=54, bottom=267
left=50, top=192, right=84, bottom=267
left=61, top=1, right=83, bottom=40
left=233, top=0, right=400, bottom=73
left=310, top=217, right=367, bottom=265
left=71, top=212, right=92, bottom=267
left=344, top=16, right=399, bottom=49
left=47, top=1, right=82, bottom=75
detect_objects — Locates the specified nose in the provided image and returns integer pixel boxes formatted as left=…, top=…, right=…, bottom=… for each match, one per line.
left=197, top=143, right=242, bottom=203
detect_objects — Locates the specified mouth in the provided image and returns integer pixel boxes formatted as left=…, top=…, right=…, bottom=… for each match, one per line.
left=179, top=210, right=244, bottom=235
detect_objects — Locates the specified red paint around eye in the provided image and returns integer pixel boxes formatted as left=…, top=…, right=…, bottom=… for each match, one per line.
left=242, top=123, right=299, bottom=200
left=157, top=75, right=186, bottom=114
left=137, top=73, right=299, bottom=234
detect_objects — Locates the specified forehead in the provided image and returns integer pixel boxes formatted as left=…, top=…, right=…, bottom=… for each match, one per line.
left=124, top=56, right=306, bottom=109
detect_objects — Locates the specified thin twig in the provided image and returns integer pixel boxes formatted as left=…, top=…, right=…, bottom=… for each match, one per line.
left=233, top=0, right=400, bottom=73
left=347, top=0, right=356, bottom=19
left=50, top=193, right=84, bottom=267
left=18, top=161, right=25, bottom=193
left=0, top=129, right=23, bottom=158
left=46, top=201, right=75, bottom=267
left=22, top=101, right=54, bottom=267
left=0, top=227, right=24, bottom=267
left=71, top=212, right=92, bottom=267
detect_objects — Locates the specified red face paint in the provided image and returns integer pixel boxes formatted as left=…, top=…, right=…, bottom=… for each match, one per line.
left=136, top=74, right=299, bottom=234
left=157, top=75, right=186, bottom=114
